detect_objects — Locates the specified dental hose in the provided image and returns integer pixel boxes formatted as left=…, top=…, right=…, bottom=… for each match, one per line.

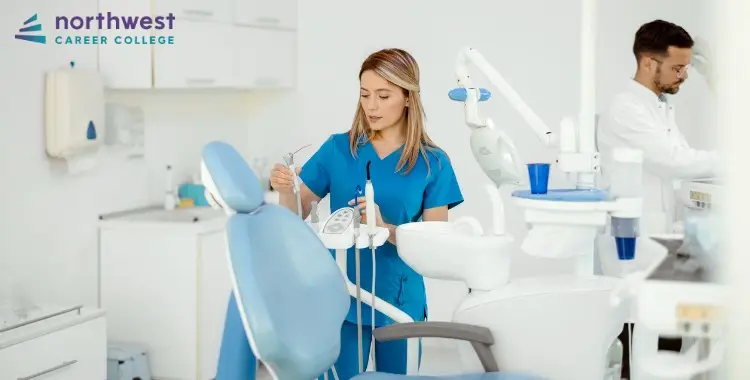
left=365, top=161, right=377, bottom=371
left=292, top=169, right=302, bottom=219
left=353, top=211, right=364, bottom=373
left=370, top=236, right=376, bottom=370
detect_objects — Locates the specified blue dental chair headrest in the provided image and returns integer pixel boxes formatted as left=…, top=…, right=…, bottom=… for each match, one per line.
left=201, top=141, right=350, bottom=380
left=201, top=141, right=265, bottom=213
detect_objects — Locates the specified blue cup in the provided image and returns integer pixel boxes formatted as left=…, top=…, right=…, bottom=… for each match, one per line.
left=615, top=237, right=637, bottom=260
left=527, top=163, right=550, bottom=194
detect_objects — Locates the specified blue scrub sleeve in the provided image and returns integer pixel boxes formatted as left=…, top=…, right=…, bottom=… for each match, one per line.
left=299, top=135, right=335, bottom=199
left=424, top=154, right=464, bottom=210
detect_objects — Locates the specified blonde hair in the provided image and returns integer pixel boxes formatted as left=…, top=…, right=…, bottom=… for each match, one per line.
left=348, top=48, right=440, bottom=175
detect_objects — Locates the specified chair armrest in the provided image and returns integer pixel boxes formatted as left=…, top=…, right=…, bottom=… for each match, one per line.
left=372, top=321, right=499, bottom=372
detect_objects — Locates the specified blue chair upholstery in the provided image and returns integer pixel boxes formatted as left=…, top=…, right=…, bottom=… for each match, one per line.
left=204, top=141, right=546, bottom=380
left=205, top=141, right=350, bottom=379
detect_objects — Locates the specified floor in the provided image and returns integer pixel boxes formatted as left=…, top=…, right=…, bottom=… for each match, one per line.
left=255, top=345, right=465, bottom=379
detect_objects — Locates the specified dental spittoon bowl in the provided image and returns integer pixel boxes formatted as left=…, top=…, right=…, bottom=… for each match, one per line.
left=396, top=219, right=515, bottom=291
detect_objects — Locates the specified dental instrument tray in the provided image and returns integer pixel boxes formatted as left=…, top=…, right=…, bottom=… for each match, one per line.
left=512, top=188, right=610, bottom=202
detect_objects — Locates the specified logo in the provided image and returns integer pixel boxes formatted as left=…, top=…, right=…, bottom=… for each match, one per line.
left=14, top=12, right=176, bottom=46
left=15, top=13, right=46, bottom=44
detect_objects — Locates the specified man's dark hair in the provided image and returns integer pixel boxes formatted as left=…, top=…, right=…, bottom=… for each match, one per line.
left=633, top=19, right=694, bottom=59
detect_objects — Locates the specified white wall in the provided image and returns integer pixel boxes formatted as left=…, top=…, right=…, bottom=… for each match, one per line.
left=0, top=0, right=296, bottom=307
left=296, top=0, right=716, bottom=345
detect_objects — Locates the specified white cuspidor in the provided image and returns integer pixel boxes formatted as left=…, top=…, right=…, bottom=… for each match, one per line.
left=397, top=185, right=513, bottom=292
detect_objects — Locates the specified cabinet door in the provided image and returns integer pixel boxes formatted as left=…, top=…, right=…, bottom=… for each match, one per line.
left=155, top=0, right=232, bottom=24
left=101, top=228, right=199, bottom=379
left=233, top=0, right=297, bottom=30
left=97, top=0, right=152, bottom=89
left=0, top=316, right=106, bottom=380
left=153, top=21, right=234, bottom=89
left=233, top=27, right=297, bottom=88
left=198, top=232, right=233, bottom=380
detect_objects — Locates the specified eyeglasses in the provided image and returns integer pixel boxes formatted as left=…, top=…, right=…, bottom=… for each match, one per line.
left=651, top=58, right=691, bottom=78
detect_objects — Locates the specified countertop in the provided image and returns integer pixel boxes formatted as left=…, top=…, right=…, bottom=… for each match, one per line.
left=98, top=205, right=228, bottom=234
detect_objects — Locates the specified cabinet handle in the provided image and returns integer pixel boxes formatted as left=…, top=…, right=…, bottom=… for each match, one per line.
left=256, top=17, right=280, bottom=24
left=186, top=78, right=217, bottom=85
left=18, top=360, right=78, bottom=380
left=184, top=9, right=215, bottom=17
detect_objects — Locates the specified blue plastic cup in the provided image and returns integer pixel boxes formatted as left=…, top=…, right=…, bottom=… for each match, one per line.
left=527, top=163, right=550, bottom=194
left=616, top=237, right=637, bottom=260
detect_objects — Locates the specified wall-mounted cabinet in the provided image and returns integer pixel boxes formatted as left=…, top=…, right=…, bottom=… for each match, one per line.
left=233, top=27, right=297, bottom=88
left=233, top=0, right=298, bottom=30
left=97, top=0, right=298, bottom=90
left=154, top=0, right=233, bottom=24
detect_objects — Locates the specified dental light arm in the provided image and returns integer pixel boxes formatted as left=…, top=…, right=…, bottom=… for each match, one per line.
left=454, top=47, right=556, bottom=146
left=452, top=0, right=601, bottom=190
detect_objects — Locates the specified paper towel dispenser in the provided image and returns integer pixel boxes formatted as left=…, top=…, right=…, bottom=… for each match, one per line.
left=45, top=62, right=105, bottom=159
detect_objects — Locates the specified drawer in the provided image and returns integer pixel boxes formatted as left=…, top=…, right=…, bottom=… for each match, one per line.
left=0, top=316, right=106, bottom=379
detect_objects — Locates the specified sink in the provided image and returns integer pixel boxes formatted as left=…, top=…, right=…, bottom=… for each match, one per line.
left=118, top=207, right=225, bottom=223
left=396, top=219, right=515, bottom=291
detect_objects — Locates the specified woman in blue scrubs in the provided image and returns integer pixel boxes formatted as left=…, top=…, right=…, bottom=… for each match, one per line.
left=270, top=48, right=464, bottom=379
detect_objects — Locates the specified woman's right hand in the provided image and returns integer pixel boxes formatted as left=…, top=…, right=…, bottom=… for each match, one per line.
left=269, top=163, right=301, bottom=194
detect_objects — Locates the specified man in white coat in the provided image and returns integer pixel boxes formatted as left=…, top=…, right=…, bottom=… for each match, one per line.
left=596, top=20, right=720, bottom=379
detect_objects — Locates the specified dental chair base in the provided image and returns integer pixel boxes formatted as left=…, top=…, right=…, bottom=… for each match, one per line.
left=452, top=275, right=629, bottom=380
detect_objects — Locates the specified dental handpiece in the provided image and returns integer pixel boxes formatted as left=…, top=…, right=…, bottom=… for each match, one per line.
left=352, top=209, right=364, bottom=373
left=282, top=153, right=303, bottom=219
left=365, top=161, right=376, bottom=237
left=310, top=201, right=319, bottom=231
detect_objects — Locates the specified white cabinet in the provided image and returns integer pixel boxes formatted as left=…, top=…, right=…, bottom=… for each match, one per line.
left=99, top=208, right=232, bottom=380
left=97, top=0, right=153, bottom=89
left=97, top=0, right=298, bottom=90
left=234, top=0, right=298, bottom=30
left=233, top=27, right=297, bottom=88
left=153, top=21, right=235, bottom=89
left=0, top=307, right=107, bottom=380
left=155, top=0, right=233, bottom=24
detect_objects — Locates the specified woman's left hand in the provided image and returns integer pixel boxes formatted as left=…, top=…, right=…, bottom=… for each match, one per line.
left=349, top=197, right=385, bottom=227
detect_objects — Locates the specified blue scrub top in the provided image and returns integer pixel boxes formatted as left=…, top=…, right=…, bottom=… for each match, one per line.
left=299, top=133, right=464, bottom=326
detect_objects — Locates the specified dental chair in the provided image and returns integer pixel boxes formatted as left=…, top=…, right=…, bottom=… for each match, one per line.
left=201, top=141, right=546, bottom=380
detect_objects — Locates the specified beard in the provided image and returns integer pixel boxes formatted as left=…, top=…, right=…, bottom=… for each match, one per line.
left=654, top=67, right=683, bottom=94
left=659, top=81, right=683, bottom=94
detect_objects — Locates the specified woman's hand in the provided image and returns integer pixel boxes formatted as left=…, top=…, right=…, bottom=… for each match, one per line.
left=269, top=163, right=300, bottom=194
left=349, top=197, right=385, bottom=227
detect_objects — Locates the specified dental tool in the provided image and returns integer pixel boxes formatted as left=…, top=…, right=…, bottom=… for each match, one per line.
left=364, top=161, right=379, bottom=370
left=310, top=200, right=319, bottom=231
left=282, top=144, right=311, bottom=219
left=365, top=161, right=376, bottom=236
left=352, top=207, right=364, bottom=373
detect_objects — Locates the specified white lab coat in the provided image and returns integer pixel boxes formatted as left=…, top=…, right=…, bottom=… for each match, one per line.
left=595, top=79, right=720, bottom=275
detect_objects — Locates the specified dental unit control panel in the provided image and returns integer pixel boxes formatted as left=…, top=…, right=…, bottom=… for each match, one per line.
left=322, top=208, right=355, bottom=234
left=316, top=207, right=389, bottom=249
